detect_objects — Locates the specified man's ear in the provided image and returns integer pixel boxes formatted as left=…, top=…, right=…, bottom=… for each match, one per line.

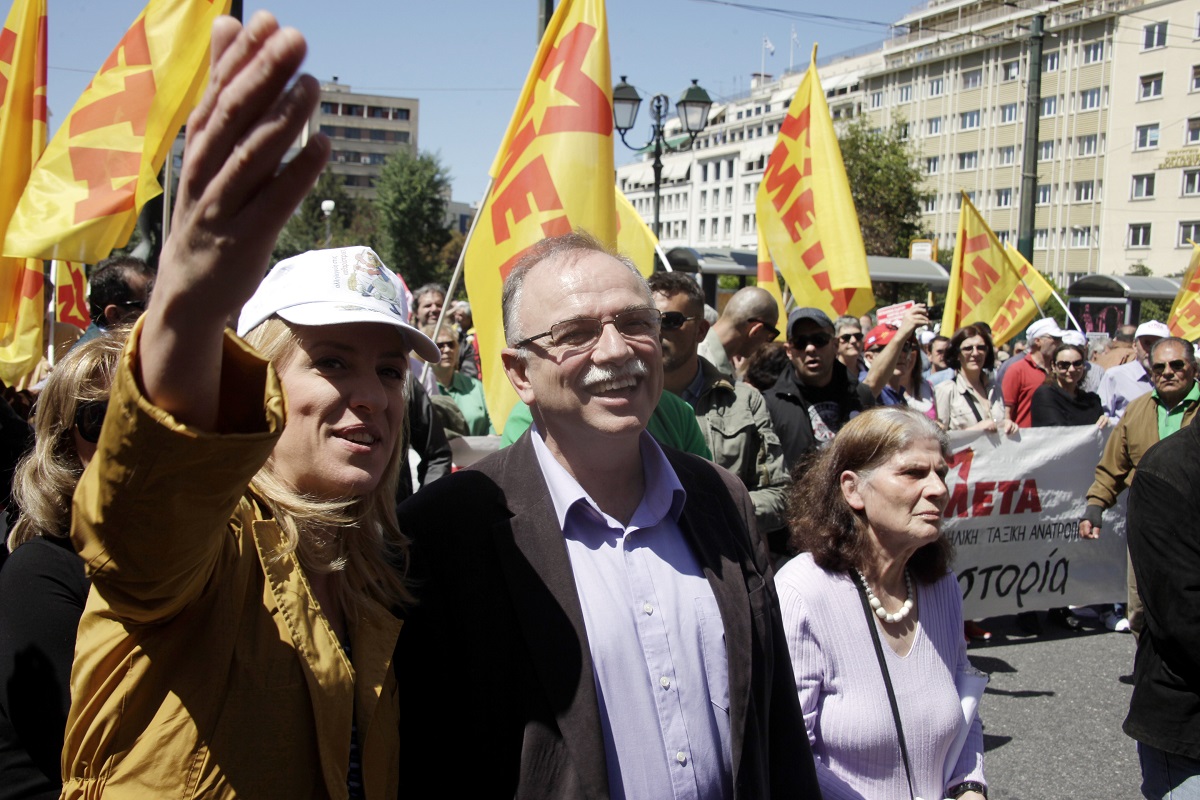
left=102, top=304, right=124, bottom=326
left=840, top=470, right=866, bottom=511
left=501, top=347, right=536, bottom=405
left=696, top=318, right=711, bottom=339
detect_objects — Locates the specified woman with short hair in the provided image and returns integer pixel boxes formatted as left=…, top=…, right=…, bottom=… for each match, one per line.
left=934, top=325, right=1018, bottom=435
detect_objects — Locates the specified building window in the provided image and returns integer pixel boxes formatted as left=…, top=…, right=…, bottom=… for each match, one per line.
left=1129, top=224, right=1152, bottom=248
left=1184, top=169, right=1200, bottom=196
left=927, top=117, right=942, bottom=135
left=1187, top=118, right=1200, bottom=145
left=1180, top=221, right=1200, bottom=247
left=1077, top=135, right=1098, bottom=156
left=1143, top=22, right=1167, bottom=50
left=923, top=195, right=938, bottom=213
left=962, top=69, right=982, bottom=90
left=1141, top=73, right=1164, bottom=100
left=960, top=110, right=981, bottom=130
left=344, top=127, right=361, bottom=139
left=1035, top=229, right=1049, bottom=250
left=1037, top=184, right=1052, bottom=205
left=928, top=77, right=944, bottom=96
left=742, top=214, right=752, bottom=234
left=1043, top=51, right=1060, bottom=72
left=320, top=102, right=337, bottom=114
left=699, top=219, right=706, bottom=239
left=926, top=156, right=940, bottom=175
left=898, top=84, right=912, bottom=102
left=699, top=190, right=707, bottom=210
left=1071, top=227, right=1092, bottom=247
left=1002, top=61, right=1020, bottom=81
left=725, top=186, right=733, bottom=206
left=997, top=146, right=1015, bottom=165
left=1132, top=174, right=1156, bottom=198
left=1038, top=141, right=1055, bottom=161
left=997, top=230, right=1011, bottom=245
left=871, top=91, right=883, bottom=108
left=958, top=151, right=979, bottom=170
left=1075, top=181, right=1095, bottom=202
left=1083, top=42, right=1104, bottom=64
left=1040, top=96, right=1057, bottom=117
left=1135, top=124, right=1160, bottom=150
left=898, top=122, right=910, bottom=140
left=393, top=108, right=410, bottom=121
left=724, top=218, right=732, bottom=236
left=996, top=188, right=1013, bottom=208
left=1079, top=88, right=1101, bottom=110
left=1000, top=103, right=1018, bottom=124
left=1193, top=65, right=1200, bottom=92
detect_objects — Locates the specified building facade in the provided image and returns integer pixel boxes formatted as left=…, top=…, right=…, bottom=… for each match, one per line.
left=306, top=80, right=419, bottom=199
left=616, top=0, right=1199, bottom=283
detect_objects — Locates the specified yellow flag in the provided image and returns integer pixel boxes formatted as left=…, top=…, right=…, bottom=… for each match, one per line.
left=1167, top=241, right=1200, bottom=340
left=756, top=44, right=873, bottom=320
left=616, top=189, right=656, bottom=277
left=755, top=224, right=785, bottom=340
left=55, top=260, right=91, bottom=330
left=4, top=0, right=232, bottom=262
left=941, top=192, right=1052, bottom=347
left=0, top=0, right=48, bottom=384
left=463, top=0, right=615, bottom=430
left=998, top=245, right=1055, bottom=347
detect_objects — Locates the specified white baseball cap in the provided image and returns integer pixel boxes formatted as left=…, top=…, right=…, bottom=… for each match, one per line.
left=236, top=246, right=440, bottom=363
left=1134, top=320, right=1170, bottom=340
left=1026, top=318, right=1064, bottom=341
left=1060, top=330, right=1087, bottom=347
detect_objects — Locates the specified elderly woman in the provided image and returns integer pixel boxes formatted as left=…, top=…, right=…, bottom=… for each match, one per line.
left=58, top=15, right=438, bottom=799
left=776, top=407, right=987, bottom=800
left=0, top=331, right=125, bottom=799
left=935, top=325, right=1018, bottom=435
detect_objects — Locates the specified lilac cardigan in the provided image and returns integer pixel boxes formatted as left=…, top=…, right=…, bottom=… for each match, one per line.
left=776, top=553, right=986, bottom=800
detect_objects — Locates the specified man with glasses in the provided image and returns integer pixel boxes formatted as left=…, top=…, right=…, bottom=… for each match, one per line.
left=1002, top=317, right=1064, bottom=427
left=1081, top=337, right=1200, bottom=636
left=648, top=272, right=790, bottom=551
left=396, top=232, right=819, bottom=798
left=72, top=256, right=154, bottom=349
left=764, top=307, right=875, bottom=475
left=698, top=286, right=781, bottom=379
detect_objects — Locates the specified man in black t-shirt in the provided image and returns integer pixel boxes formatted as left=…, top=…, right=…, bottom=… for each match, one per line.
left=764, top=307, right=875, bottom=475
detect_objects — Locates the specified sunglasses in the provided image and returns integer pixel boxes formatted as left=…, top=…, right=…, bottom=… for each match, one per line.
left=748, top=317, right=781, bottom=340
left=435, top=340, right=458, bottom=351
left=1151, top=359, right=1189, bottom=375
left=839, top=332, right=864, bottom=344
left=1055, top=360, right=1084, bottom=371
left=74, top=400, right=108, bottom=444
left=790, top=332, right=833, bottom=350
left=659, top=311, right=698, bottom=331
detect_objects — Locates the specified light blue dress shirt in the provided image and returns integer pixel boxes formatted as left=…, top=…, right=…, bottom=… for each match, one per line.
left=1099, top=360, right=1153, bottom=419
left=530, top=427, right=733, bottom=800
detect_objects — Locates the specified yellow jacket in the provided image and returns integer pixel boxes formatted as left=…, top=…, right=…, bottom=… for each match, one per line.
left=63, top=326, right=402, bottom=799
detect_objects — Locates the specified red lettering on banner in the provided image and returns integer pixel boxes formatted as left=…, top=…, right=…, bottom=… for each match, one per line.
left=1175, top=297, right=1200, bottom=330
left=58, top=268, right=90, bottom=328
left=996, top=480, right=1021, bottom=514
left=762, top=143, right=802, bottom=214
left=490, top=154, right=568, bottom=249
left=19, top=264, right=41, bottom=300
left=963, top=233, right=990, bottom=254
left=971, top=482, right=995, bottom=517
left=946, top=484, right=968, bottom=518
left=70, top=69, right=155, bottom=138
left=1013, top=481, right=1041, bottom=514
left=779, top=105, right=810, bottom=141
left=0, top=27, right=15, bottom=108
left=32, top=14, right=47, bottom=123
left=779, top=187, right=816, bottom=243
left=68, top=147, right=140, bottom=224
left=957, top=256, right=1002, bottom=318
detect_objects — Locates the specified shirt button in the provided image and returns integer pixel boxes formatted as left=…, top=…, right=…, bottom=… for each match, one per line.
left=659, top=676, right=671, bottom=689
left=676, top=751, right=687, bottom=765
left=643, top=602, right=654, bottom=615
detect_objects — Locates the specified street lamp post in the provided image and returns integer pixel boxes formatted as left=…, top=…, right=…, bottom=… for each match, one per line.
left=320, top=199, right=335, bottom=248
left=612, top=77, right=714, bottom=239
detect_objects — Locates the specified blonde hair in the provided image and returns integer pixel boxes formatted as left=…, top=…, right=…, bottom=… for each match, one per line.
left=242, top=318, right=413, bottom=612
left=8, top=328, right=130, bottom=551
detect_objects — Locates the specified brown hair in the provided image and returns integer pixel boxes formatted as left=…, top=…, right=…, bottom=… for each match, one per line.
left=787, top=406, right=953, bottom=584
left=945, top=325, right=996, bottom=371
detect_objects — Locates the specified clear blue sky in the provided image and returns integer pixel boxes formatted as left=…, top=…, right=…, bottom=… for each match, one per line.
left=44, top=0, right=904, bottom=202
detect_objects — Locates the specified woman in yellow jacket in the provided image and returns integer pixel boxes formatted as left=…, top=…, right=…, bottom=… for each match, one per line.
left=61, top=13, right=438, bottom=799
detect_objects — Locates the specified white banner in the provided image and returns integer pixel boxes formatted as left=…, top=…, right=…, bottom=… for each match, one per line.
left=945, top=426, right=1127, bottom=618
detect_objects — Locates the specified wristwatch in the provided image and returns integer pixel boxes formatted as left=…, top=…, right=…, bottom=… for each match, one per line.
left=947, top=781, right=988, bottom=798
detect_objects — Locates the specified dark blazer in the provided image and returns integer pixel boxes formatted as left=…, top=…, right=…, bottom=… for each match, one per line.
left=395, top=430, right=820, bottom=799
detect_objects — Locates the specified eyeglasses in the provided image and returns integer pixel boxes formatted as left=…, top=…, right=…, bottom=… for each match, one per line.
left=1151, top=359, right=1189, bottom=375
left=747, top=318, right=781, bottom=340
left=659, top=311, right=699, bottom=331
left=435, top=341, right=458, bottom=352
left=74, top=400, right=108, bottom=444
left=790, top=332, right=833, bottom=350
left=839, top=332, right=864, bottom=344
left=1055, top=360, right=1085, bottom=371
left=958, top=344, right=988, bottom=353
left=515, top=307, right=662, bottom=351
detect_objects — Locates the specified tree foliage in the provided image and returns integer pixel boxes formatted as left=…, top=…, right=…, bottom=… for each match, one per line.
left=272, top=170, right=377, bottom=265
left=838, top=117, right=930, bottom=259
left=374, top=149, right=453, bottom=287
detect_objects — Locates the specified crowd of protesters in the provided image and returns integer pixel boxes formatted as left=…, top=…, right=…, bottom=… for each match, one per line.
left=0, top=11, right=1197, bottom=800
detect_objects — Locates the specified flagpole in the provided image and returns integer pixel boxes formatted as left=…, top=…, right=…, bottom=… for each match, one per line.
left=789, top=25, right=796, bottom=72
left=656, top=241, right=673, bottom=273
left=1049, top=288, right=1083, bottom=332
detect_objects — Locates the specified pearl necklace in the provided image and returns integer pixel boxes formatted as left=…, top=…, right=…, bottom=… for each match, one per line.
left=856, top=569, right=915, bottom=623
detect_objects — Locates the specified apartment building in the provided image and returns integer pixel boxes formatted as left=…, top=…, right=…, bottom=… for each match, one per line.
left=616, top=0, right=1198, bottom=283
left=306, top=80, right=419, bottom=199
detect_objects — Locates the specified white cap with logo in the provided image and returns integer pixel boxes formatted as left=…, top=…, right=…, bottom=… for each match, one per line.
left=1134, top=320, right=1171, bottom=341
left=1025, top=318, right=1065, bottom=341
left=236, top=246, right=440, bottom=363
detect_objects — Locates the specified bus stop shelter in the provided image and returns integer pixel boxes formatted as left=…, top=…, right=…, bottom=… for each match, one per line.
left=1065, top=274, right=1181, bottom=336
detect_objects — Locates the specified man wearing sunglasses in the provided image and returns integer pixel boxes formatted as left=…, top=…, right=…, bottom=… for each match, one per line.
left=1081, top=337, right=1199, bottom=637
left=697, top=286, right=781, bottom=380
left=648, top=272, right=790, bottom=548
left=763, top=307, right=875, bottom=477
left=72, top=256, right=154, bottom=350
left=397, top=232, right=820, bottom=798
